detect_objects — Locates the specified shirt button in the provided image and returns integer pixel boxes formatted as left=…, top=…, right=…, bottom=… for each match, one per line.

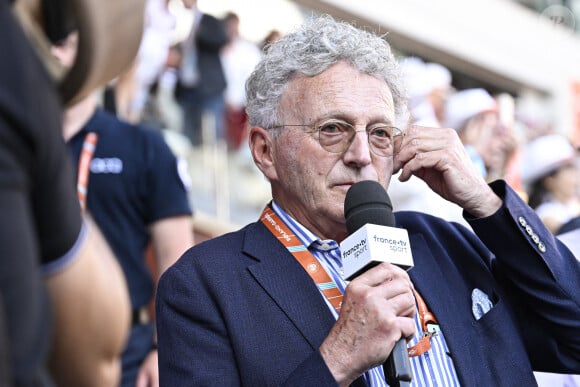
left=321, top=243, right=330, bottom=250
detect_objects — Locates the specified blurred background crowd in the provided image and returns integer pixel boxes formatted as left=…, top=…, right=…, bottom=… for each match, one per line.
left=118, top=0, right=580, bottom=240
left=118, top=2, right=580, bottom=383
left=4, top=0, right=580, bottom=385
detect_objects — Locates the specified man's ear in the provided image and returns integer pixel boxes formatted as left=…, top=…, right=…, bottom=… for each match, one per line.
left=249, top=126, right=278, bottom=181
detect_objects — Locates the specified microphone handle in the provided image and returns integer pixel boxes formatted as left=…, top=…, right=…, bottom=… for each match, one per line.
left=383, top=338, right=412, bottom=386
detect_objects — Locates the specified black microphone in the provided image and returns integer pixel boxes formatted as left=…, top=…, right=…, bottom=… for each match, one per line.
left=341, top=180, right=413, bottom=386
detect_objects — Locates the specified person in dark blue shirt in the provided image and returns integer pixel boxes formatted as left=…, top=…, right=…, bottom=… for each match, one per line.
left=53, top=30, right=194, bottom=387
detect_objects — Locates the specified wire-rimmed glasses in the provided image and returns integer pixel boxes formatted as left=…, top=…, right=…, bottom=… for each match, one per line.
left=268, top=119, right=404, bottom=157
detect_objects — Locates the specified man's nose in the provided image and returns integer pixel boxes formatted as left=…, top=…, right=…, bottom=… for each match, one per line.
left=343, top=130, right=373, bottom=165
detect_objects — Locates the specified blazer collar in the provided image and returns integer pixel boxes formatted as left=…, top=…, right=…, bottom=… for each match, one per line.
left=243, top=222, right=369, bottom=386
left=243, top=222, right=336, bottom=349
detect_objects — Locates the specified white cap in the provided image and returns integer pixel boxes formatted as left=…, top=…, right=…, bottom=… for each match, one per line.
left=424, top=62, right=452, bottom=91
left=401, top=57, right=452, bottom=100
left=444, top=88, right=497, bottom=131
left=521, top=134, right=577, bottom=185
left=401, top=57, right=430, bottom=99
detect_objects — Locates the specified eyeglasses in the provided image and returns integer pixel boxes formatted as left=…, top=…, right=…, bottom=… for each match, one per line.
left=269, top=119, right=404, bottom=157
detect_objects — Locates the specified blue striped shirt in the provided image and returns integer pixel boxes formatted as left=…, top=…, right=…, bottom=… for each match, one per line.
left=271, top=201, right=461, bottom=386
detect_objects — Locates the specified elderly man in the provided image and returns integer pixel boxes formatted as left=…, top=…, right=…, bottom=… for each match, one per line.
left=156, top=15, right=580, bottom=386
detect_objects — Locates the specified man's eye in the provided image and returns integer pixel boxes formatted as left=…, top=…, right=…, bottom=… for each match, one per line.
left=319, top=122, right=348, bottom=134
left=371, top=127, right=392, bottom=138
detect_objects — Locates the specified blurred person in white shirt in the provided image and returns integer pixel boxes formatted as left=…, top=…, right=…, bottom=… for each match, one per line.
left=131, top=0, right=176, bottom=123
left=220, top=11, right=263, bottom=152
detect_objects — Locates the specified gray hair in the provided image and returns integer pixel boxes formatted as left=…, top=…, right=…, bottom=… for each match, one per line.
left=245, top=15, right=408, bottom=130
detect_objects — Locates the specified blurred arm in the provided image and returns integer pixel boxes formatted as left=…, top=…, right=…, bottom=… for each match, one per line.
left=150, top=215, right=194, bottom=276
left=133, top=215, right=193, bottom=386
left=46, top=216, right=130, bottom=387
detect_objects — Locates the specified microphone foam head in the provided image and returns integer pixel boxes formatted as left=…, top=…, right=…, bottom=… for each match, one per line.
left=344, top=180, right=395, bottom=233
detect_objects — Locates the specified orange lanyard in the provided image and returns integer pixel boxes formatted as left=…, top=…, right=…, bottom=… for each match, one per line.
left=408, top=289, right=439, bottom=357
left=260, top=206, right=343, bottom=313
left=76, top=132, right=98, bottom=212
left=259, top=206, right=439, bottom=355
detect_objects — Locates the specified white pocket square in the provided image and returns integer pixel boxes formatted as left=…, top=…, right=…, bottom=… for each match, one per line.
left=471, top=288, right=493, bottom=320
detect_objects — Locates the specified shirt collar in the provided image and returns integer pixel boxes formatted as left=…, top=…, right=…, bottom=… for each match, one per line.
left=270, top=201, right=338, bottom=251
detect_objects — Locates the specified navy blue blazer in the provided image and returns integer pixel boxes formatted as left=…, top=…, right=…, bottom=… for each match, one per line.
left=156, top=181, right=580, bottom=386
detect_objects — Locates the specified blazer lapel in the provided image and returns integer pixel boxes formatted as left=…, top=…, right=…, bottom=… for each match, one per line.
left=244, top=222, right=337, bottom=350
left=407, top=232, right=477, bottom=386
left=243, top=223, right=373, bottom=387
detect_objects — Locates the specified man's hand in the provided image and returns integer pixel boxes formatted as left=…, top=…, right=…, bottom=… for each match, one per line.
left=135, top=349, right=159, bottom=387
left=319, top=263, right=416, bottom=386
left=394, top=125, right=502, bottom=218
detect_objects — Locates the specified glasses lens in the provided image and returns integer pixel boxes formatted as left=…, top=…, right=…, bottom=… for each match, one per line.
left=316, top=120, right=353, bottom=153
left=369, top=126, right=402, bottom=157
